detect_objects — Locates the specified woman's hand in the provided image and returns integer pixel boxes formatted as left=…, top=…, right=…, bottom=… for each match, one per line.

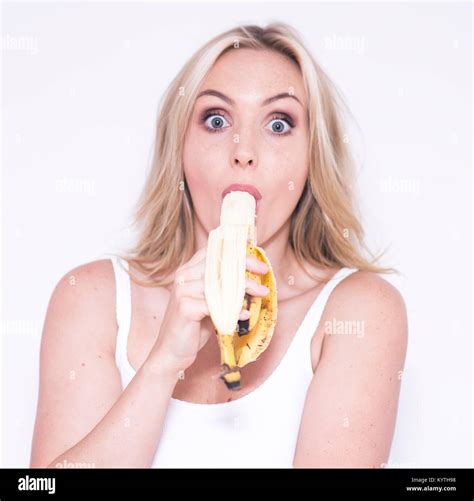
left=148, top=246, right=270, bottom=375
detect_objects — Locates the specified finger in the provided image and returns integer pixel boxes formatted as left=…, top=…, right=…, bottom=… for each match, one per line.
left=246, top=255, right=269, bottom=275
left=239, top=309, right=251, bottom=321
left=178, top=296, right=210, bottom=322
left=245, top=277, right=270, bottom=297
left=179, top=250, right=268, bottom=283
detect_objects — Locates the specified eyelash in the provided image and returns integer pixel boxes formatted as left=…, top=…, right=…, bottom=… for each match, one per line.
left=200, top=109, right=295, bottom=136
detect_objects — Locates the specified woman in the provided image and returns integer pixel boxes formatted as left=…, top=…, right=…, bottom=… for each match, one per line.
left=30, top=23, right=407, bottom=468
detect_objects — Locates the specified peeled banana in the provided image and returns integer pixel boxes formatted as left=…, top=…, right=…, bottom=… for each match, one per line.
left=204, top=191, right=278, bottom=390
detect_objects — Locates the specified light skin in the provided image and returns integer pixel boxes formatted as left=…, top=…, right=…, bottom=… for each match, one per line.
left=183, top=48, right=408, bottom=467
left=183, top=48, right=315, bottom=300
left=30, top=48, right=407, bottom=468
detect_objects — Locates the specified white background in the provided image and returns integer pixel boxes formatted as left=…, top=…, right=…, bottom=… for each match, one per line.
left=1, top=1, right=472, bottom=467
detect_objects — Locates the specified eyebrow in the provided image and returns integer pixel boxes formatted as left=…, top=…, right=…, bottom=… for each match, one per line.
left=196, top=89, right=303, bottom=107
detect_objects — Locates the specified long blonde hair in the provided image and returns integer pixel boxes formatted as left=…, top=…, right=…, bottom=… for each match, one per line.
left=117, top=22, right=395, bottom=287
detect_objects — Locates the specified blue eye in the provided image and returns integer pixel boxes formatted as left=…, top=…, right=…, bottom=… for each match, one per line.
left=200, top=109, right=294, bottom=135
left=265, top=114, right=294, bottom=135
left=203, top=112, right=230, bottom=132
left=266, top=119, right=290, bottom=134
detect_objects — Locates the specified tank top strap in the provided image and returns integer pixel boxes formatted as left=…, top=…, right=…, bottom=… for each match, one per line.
left=297, top=267, right=359, bottom=342
left=109, top=255, right=132, bottom=368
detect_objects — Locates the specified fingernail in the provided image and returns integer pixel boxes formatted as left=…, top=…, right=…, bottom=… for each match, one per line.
left=260, top=262, right=268, bottom=272
left=259, top=284, right=270, bottom=294
left=240, top=309, right=251, bottom=320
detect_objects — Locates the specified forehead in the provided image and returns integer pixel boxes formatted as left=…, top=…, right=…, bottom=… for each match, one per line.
left=199, top=48, right=307, bottom=106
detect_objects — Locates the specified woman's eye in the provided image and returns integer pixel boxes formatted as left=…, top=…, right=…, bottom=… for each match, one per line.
left=265, top=117, right=293, bottom=135
left=203, top=113, right=230, bottom=132
left=201, top=111, right=293, bottom=135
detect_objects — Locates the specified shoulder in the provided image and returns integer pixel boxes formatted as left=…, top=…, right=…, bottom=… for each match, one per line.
left=53, top=258, right=115, bottom=291
left=295, top=270, right=408, bottom=467
left=319, top=269, right=408, bottom=355
left=51, top=258, right=115, bottom=304
left=31, top=259, right=122, bottom=467
left=45, top=258, right=117, bottom=350
left=333, top=270, right=406, bottom=315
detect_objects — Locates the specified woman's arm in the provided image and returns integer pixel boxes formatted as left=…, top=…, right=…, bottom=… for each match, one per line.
left=293, top=271, right=408, bottom=468
left=30, top=260, right=179, bottom=468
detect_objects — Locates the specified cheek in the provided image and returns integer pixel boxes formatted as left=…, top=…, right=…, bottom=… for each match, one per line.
left=183, top=132, right=226, bottom=226
left=264, top=141, right=308, bottom=194
left=184, top=134, right=217, bottom=189
left=184, top=127, right=228, bottom=171
left=272, top=177, right=306, bottom=213
left=185, top=165, right=205, bottom=195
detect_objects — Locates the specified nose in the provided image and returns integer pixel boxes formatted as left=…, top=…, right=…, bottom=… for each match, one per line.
left=233, top=154, right=254, bottom=168
left=231, top=130, right=257, bottom=169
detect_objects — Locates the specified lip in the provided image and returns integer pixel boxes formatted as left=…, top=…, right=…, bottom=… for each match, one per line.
left=221, top=183, right=262, bottom=215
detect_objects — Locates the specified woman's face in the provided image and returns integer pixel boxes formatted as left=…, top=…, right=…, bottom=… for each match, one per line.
left=183, top=48, right=309, bottom=244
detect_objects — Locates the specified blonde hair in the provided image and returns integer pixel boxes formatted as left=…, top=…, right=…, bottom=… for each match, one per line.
left=117, top=22, right=395, bottom=287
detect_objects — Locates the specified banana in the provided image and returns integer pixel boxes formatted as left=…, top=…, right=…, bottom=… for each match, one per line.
left=234, top=243, right=277, bottom=368
left=204, top=191, right=278, bottom=391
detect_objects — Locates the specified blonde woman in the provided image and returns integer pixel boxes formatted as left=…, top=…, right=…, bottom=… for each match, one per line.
left=30, top=23, right=408, bottom=468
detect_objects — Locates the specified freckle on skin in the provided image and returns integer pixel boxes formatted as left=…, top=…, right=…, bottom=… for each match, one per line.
left=81, top=362, right=85, bottom=367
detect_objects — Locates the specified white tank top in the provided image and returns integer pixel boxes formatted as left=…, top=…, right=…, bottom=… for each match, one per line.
left=109, top=255, right=358, bottom=468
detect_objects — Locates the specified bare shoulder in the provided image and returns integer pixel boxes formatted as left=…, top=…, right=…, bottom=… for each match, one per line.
left=339, top=269, right=405, bottom=320
left=53, top=258, right=115, bottom=298
left=294, top=271, right=408, bottom=467
left=30, top=258, right=121, bottom=468
left=318, top=269, right=408, bottom=354
left=333, top=270, right=406, bottom=314
left=48, top=258, right=117, bottom=336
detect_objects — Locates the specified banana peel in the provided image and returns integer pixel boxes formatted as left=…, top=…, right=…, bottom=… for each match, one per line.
left=204, top=191, right=278, bottom=391
left=235, top=244, right=277, bottom=367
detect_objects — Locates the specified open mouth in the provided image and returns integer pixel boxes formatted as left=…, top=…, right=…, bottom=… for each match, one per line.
left=221, top=183, right=262, bottom=215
